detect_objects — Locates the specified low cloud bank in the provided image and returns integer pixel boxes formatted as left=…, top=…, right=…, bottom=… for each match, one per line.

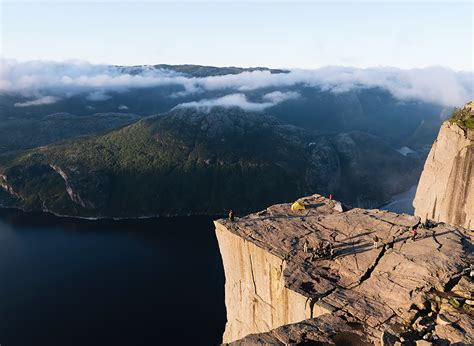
left=1, top=59, right=472, bottom=108
left=175, top=91, right=300, bottom=112
left=14, top=95, right=59, bottom=107
left=262, top=91, right=300, bottom=103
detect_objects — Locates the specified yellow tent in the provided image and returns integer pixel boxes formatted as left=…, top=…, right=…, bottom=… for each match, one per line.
left=291, top=201, right=305, bottom=211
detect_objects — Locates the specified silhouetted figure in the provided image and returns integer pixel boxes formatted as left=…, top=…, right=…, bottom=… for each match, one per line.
left=327, top=243, right=335, bottom=259
left=423, top=219, right=437, bottom=229
left=229, top=210, right=235, bottom=222
left=314, top=241, right=333, bottom=259
left=389, top=235, right=396, bottom=248
left=316, top=242, right=324, bottom=257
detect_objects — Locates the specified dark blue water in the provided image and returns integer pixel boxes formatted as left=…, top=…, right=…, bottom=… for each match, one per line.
left=0, top=210, right=226, bottom=346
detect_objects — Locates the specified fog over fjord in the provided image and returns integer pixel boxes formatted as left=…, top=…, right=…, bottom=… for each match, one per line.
left=1, top=59, right=472, bottom=110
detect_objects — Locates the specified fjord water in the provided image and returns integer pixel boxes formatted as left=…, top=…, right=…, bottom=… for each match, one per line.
left=0, top=187, right=416, bottom=346
left=0, top=210, right=225, bottom=346
left=380, top=185, right=417, bottom=215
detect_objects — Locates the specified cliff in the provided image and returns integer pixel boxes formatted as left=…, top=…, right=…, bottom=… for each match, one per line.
left=215, top=194, right=473, bottom=345
left=413, top=102, right=474, bottom=229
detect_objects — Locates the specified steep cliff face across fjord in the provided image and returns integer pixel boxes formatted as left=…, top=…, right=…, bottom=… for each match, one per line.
left=215, top=195, right=473, bottom=345
left=413, top=101, right=474, bottom=229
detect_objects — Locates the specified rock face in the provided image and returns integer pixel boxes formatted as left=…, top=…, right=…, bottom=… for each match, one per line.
left=413, top=103, right=474, bottom=229
left=215, top=194, right=473, bottom=345
left=229, top=314, right=374, bottom=345
left=49, top=164, right=109, bottom=210
left=0, top=174, right=20, bottom=199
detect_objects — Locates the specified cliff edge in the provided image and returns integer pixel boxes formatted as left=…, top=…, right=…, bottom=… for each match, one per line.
left=413, top=101, right=474, bottom=229
left=215, top=195, right=473, bottom=345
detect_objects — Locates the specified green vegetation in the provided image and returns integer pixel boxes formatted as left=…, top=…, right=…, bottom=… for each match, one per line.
left=0, top=109, right=310, bottom=217
left=464, top=118, right=474, bottom=129
left=0, top=112, right=139, bottom=154
left=449, top=106, right=474, bottom=129
left=0, top=107, right=420, bottom=218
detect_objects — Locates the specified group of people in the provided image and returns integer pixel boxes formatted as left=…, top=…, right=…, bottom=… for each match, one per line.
left=372, top=227, right=419, bottom=249
left=303, top=240, right=334, bottom=260
left=231, top=207, right=423, bottom=258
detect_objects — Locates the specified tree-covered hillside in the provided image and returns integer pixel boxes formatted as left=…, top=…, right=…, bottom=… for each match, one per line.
left=0, top=108, right=420, bottom=217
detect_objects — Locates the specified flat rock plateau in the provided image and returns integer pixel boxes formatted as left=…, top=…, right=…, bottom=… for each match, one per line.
left=215, top=194, right=473, bottom=345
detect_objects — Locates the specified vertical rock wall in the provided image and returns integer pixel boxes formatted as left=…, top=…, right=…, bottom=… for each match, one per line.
left=214, top=222, right=311, bottom=343
left=413, top=121, right=473, bottom=229
left=215, top=195, right=473, bottom=345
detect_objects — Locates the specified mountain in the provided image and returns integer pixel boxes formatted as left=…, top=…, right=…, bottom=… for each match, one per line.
left=0, top=64, right=455, bottom=217
left=0, top=107, right=420, bottom=218
left=413, top=101, right=474, bottom=229
left=265, top=87, right=445, bottom=149
left=0, top=112, right=139, bottom=153
left=0, top=86, right=445, bottom=154
left=0, top=64, right=447, bottom=154
left=117, top=64, right=289, bottom=77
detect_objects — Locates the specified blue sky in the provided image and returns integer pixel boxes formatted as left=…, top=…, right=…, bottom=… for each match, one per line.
left=1, top=1, right=473, bottom=70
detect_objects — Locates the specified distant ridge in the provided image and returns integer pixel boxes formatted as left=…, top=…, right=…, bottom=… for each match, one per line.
left=117, top=64, right=289, bottom=77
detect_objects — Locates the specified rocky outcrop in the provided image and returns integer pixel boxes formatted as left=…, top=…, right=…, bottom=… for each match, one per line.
left=49, top=164, right=109, bottom=210
left=50, top=165, right=89, bottom=208
left=215, top=194, right=473, bottom=345
left=413, top=102, right=474, bottom=229
left=0, top=174, right=21, bottom=199
left=215, top=221, right=312, bottom=342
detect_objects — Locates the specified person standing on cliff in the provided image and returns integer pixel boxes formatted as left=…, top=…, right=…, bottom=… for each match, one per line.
left=373, top=235, right=379, bottom=249
left=303, top=240, right=309, bottom=253
left=411, top=228, right=418, bottom=241
left=229, top=210, right=235, bottom=222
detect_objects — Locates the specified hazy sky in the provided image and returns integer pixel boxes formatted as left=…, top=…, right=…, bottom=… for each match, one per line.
left=1, top=1, right=473, bottom=70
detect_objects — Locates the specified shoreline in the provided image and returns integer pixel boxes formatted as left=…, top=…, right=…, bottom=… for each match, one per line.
left=0, top=203, right=225, bottom=222
left=1, top=185, right=418, bottom=222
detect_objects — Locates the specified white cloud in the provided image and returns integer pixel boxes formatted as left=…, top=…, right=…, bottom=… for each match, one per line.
left=118, top=104, right=129, bottom=110
left=263, top=91, right=300, bottom=103
left=176, top=91, right=300, bottom=112
left=175, top=94, right=273, bottom=112
left=1, top=59, right=472, bottom=107
left=175, top=91, right=300, bottom=112
left=14, top=95, right=59, bottom=107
